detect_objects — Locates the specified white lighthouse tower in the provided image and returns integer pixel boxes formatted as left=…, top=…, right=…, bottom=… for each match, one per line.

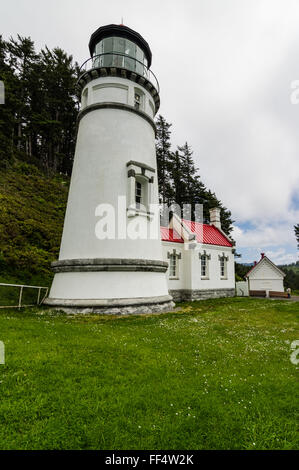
left=45, top=24, right=173, bottom=314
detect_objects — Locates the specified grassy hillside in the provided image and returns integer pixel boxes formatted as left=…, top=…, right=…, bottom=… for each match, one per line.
left=0, top=297, right=298, bottom=450
left=0, top=160, right=69, bottom=286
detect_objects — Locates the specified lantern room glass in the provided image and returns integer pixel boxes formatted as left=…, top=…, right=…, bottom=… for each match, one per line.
left=92, top=37, right=148, bottom=75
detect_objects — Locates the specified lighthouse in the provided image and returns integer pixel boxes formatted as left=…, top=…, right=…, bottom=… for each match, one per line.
left=45, top=24, right=174, bottom=314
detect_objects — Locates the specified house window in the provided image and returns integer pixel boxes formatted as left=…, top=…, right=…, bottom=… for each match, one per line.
left=220, top=257, right=225, bottom=277
left=219, top=255, right=228, bottom=279
left=199, top=251, right=210, bottom=279
left=135, top=181, right=142, bottom=208
left=167, top=249, right=181, bottom=279
left=201, top=255, right=207, bottom=277
left=169, top=254, right=177, bottom=279
left=134, top=92, right=141, bottom=110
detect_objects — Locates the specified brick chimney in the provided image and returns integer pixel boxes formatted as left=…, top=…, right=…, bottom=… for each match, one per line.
left=209, top=207, right=221, bottom=230
left=261, top=253, right=265, bottom=259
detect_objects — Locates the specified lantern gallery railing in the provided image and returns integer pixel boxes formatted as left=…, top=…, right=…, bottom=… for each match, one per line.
left=0, top=283, right=49, bottom=309
left=78, top=52, right=160, bottom=93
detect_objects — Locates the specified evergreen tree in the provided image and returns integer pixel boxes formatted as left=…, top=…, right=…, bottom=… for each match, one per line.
left=155, top=115, right=173, bottom=204
left=0, top=35, right=79, bottom=175
left=6, top=35, right=39, bottom=153
left=295, top=224, right=299, bottom=249
left=155, top=116, right=234, bottom=235
left=169, top=150, right=187, bottom=208
left=38, top=47, right=79, bottom=175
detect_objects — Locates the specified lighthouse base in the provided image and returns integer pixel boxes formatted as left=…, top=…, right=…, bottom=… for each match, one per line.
left=44, top=295, right=175, bottom=315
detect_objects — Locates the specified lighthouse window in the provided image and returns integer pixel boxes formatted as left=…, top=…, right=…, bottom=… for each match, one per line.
left=93, top=37, right=148, bottom=76
left=124, top=39, right=135, bottom=71
left=134, top=92, right=141, bottom=110
left=125, top=40, right=135, bottom=56
left=136, top=46, right=144, bottom=75
left=114, top=37, right=126, bottom=54
left=135, top=181, right=142, bottom=208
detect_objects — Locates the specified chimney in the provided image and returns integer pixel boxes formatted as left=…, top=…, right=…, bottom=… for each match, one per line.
left=261, top=253, right=265, bottom=259
left=254, top=261, right=257, bottom=266
left=209, top=207, right=221, bottom=230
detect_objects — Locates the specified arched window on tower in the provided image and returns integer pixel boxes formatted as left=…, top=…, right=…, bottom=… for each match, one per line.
left=135, top=180, right=143, bottom=208
left=126, top=161, right=155, bottom=219
left=134, top=88, right=144, bottom=111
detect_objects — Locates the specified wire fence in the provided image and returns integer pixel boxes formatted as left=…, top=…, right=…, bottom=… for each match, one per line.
left=0, top=283, right=48, bottom=309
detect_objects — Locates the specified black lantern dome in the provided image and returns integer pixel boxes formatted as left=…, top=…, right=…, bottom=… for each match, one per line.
left=78, top=23, right=160, bottom=112
left=89, top=24, right=152, bottom=67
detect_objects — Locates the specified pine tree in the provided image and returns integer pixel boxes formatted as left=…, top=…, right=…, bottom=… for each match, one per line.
left=38, top=47, right=79, bottom=175
left=155, top=117, right=234, bottom=235
left=0, top=36, right=79, bottom=175
left=155, top=115, right=173, bottom=204
left=295, top=224, right=299, bottom=249
left=6, top=35, right=39, bottom=153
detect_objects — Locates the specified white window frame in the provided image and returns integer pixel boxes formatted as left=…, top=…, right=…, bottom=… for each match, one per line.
left=126, top=161, right=155, bottom=219
left=135, top=180, right=143, bottom=209
left=167, top=249, right=181, bottom=280
left=201, top=255, right=207, bottom=277
left=219, top=253, right=228, bottom=279
left=134, top=87, right=144, bottom=111
left=169, top=254, right=177, bottom=279
left=134, top=92, right=141, bottom=110
left=199, top=250, right=211, bottom=280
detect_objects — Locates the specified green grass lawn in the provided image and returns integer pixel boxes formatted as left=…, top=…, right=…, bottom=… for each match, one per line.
left=0, top=297, right=298, bottom=450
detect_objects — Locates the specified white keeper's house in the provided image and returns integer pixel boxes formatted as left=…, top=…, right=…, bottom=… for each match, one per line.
left=160, top=208, right=236, bottom=301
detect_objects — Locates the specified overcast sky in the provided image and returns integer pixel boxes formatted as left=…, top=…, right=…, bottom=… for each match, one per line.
left=1, top=0, right=299, bottom=264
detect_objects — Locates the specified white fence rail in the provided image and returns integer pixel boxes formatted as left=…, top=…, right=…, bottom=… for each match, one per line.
left=0, top=283, right=48, bottom=309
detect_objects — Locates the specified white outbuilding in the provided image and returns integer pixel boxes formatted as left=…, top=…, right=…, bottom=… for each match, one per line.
left=245, top=253, right=286, bottom=297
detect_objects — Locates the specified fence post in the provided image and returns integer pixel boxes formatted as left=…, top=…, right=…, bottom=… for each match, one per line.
left=0, top=341, right=4, bottom=364
left=37, top=288, right=41, bottom=305
left=18, top=286, right=23, bottom=310
left=0, top=81, right=4, bottom=105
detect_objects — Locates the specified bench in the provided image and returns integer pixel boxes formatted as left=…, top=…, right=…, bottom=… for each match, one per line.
left=249, top=290, right=267, bottom=297
left=269, top=291, right=289, bottom=298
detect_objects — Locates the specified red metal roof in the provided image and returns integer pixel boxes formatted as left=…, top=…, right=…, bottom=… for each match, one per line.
left=160, top=220, right=233, bottom=247
left=160, top=227, right=184, bottom=243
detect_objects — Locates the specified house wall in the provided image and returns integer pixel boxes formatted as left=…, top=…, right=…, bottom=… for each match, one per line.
left=247, top=260, right=284, bottom=295
left=162, top=241, right=235, bottom=301
left=249, top=278, right=284, bottom=293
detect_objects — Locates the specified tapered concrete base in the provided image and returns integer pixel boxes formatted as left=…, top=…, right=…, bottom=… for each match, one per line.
left=44, top=295, right=175, bottom=315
